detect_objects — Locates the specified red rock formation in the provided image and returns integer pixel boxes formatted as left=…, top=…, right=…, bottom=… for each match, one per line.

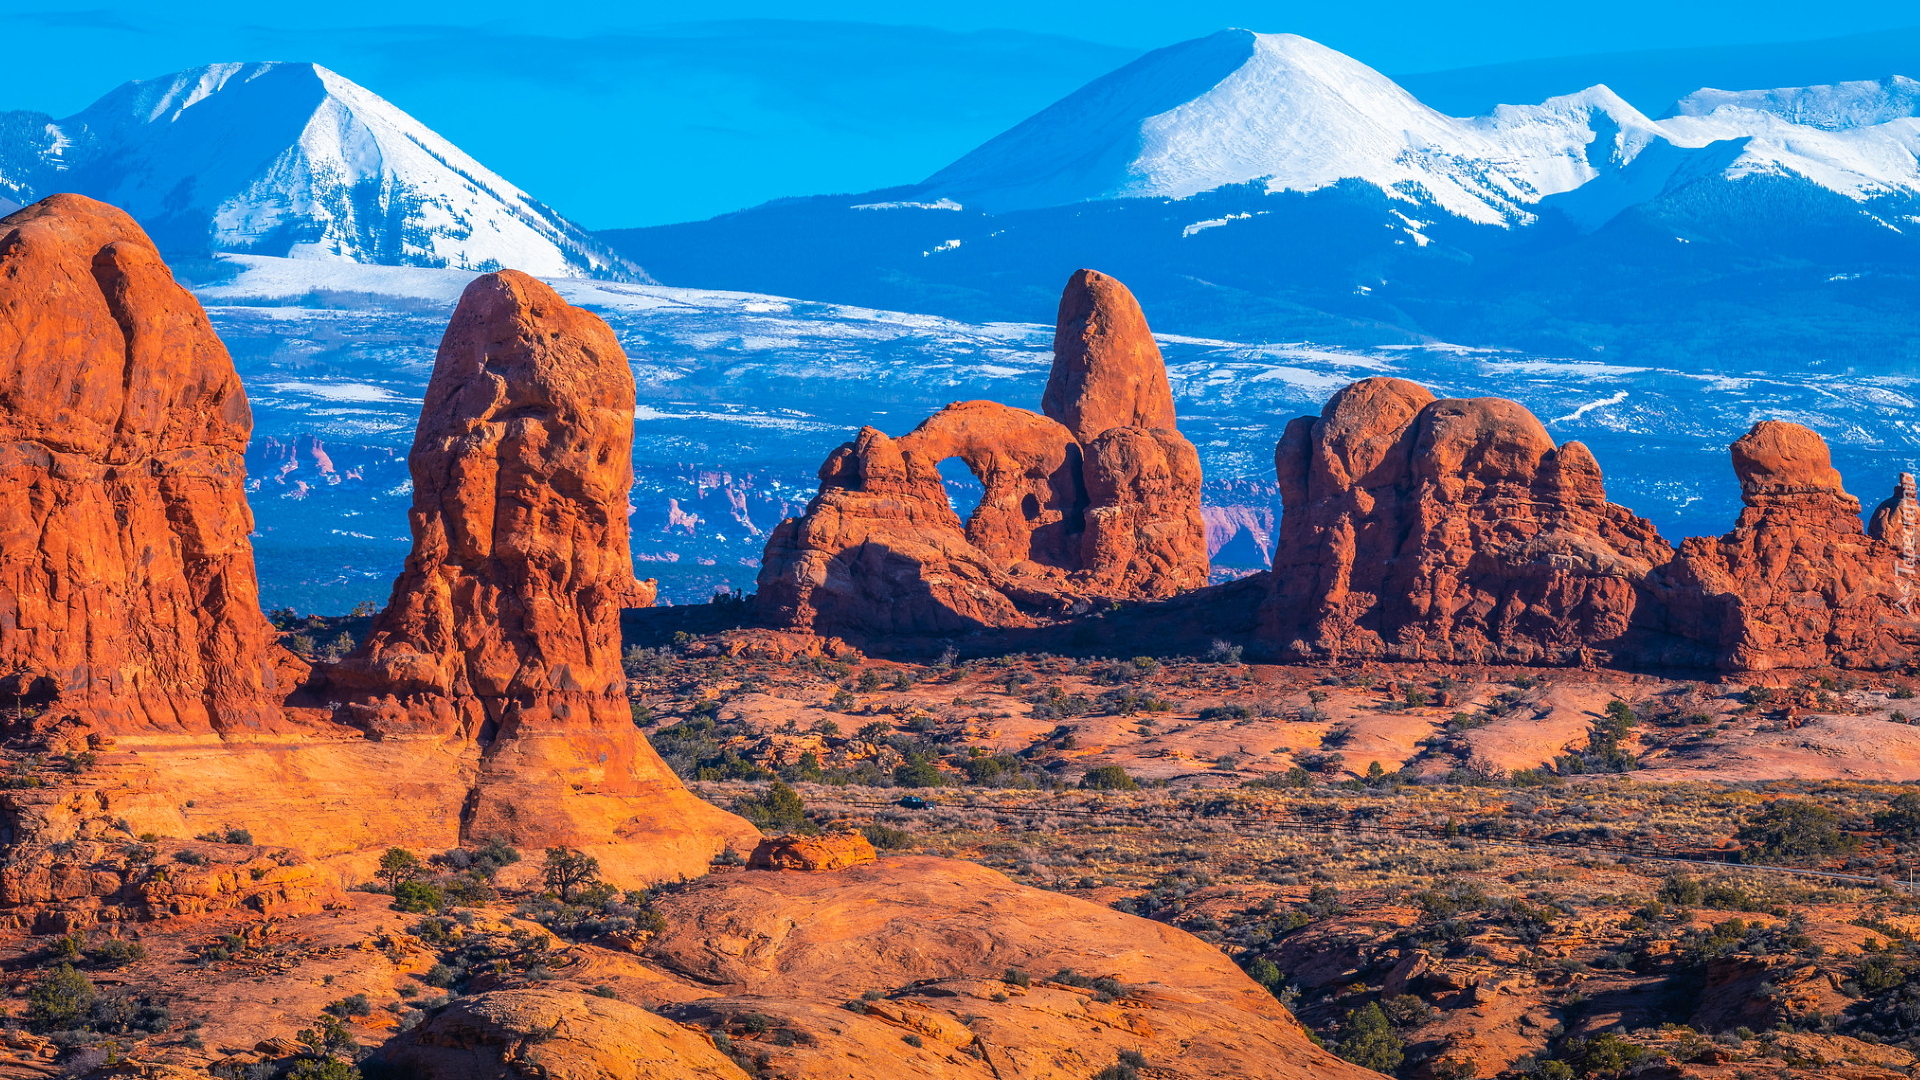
left=757, top=270, right=1206, bottom=642
left=1262, top=378, right=1674, bottom=663
left=755, top=424, right=1038, bottom=636
left=0, top=194, right=300, bottom=737
left=320, top=270, right=751, bottom=877
left=1653, top=421, right=1913, bottom=670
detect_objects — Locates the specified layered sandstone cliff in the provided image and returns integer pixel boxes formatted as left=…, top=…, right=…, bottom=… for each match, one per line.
left=757, top=269, right=1206, bottom=640
left=1260, top=378, right=1675, bottom=664
left=0, top=194, right=301, bottom=738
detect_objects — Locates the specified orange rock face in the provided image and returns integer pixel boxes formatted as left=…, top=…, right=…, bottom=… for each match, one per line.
left=0, top=194, right=302, bottom=737
left=1650, top=421, right=1914, bottom=670
left=1261, top=377, right=1674, bottom=664
left=757, top=269, right=1206, bottom=643
left=315, top=270, right=753, bottom=879
left=372, top=989, right=751, bottom=1079
left=747, top=832, right=877, bottom=872
left=641, top=856, right=1379, bottom=1080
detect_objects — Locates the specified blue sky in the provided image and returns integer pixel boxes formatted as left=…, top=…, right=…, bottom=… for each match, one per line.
left=5, top=2, right=1919, bottom=226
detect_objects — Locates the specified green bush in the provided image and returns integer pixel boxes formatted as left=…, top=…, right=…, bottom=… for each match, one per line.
left=1738, top=798, right=1858, bottom=865
left=392, top=880, right=445, bottom=914
left=861, top=824, right=914, bottom=850
left=1080, top=766, right=1139, bottom=791
left=735, top=781, right=808, bottom=832
left=1559, top=1032, right=1651, bottom=1078
left=26, top=964, right=94, bottom=1031
left=893, top=759, right=945, bottom=789
left=1334, top=1002, right=1404, bottom=1072
left=1877, top=791, right=1920, bottom=841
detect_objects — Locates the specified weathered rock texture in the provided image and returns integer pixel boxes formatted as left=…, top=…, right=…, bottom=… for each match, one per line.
left=1043, top=268, right=1178, bottom=442
left=1870, top=471, right=1919, bottom=614
left=0, top=194, right=301, bottom=736
left=1261, top=377, right=1675, bottom=664
left=747, top=832, right=876, bottom=872
left=1650, top=421, right=1914, bottom=670
left=757, top=270, right=1206, bottom=641
left=316, top=269, right=753, bottom=879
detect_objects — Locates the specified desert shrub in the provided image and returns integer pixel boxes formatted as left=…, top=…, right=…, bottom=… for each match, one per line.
left=1658, top=873, right=1706, bottom=906
left=1877, top=792, right=1920, bottom=841
left=1557, top=700, right=1639, bottom=773
left=734, top=781, right=807, bottom=832
left=1737, top=799, right=1857, bottom=865
left=287, top=1060, right=360, bottom=1080
left=893, top=757, right=946, bottom=788
left=1198, top=704, right=1252, bottom=722
left=541, top=847, right=604, bottom=902
left=1050, top=968, right=1128, bottom=1002
left=83, top=937, right=146, bottom=970
left=377, top=847, right=423, bottom=893
left=861, top=824, right=913, bottom=850
left=1335, top=1002, right=1404, bottom=1072
left=447, top=837, right=522, bottom=879
left=392, top=880, right=445, bottom=914
left=1558, top=1032, right=1651, bottom=1078
left=521, top=885, right=667, bottom=941
left=1080, top=766, right=1139, bottom=792
left=324, top=994, right=373, bottom=1018
left=26, top=964, right=94, bottom=1031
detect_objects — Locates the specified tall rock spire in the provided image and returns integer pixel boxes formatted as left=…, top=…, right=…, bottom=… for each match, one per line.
left=1043, top=269, right=1178, bottom=443
left=0, top=194, right=298, bottom=735
left=324, top=269, right=751, bottom=878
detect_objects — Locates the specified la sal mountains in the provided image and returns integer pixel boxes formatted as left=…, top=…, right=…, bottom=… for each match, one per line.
left=610, top=29, right=1920, bottom=369
left=4, top=31, right=1917, bottom=367
left=0, top=61, right=638, bottom=279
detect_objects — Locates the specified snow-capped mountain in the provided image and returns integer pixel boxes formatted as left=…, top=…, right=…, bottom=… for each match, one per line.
left=919, top=29, right=1920, bottom=226
left=0, top=63, right=642, bottom=279
left=922, top=31, right=1672, bottom=225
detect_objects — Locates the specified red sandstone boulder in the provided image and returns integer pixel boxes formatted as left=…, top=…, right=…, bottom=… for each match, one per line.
left=1652, top=421, right=1914, bottom=670
left=756, top=270, right=1206, bottom=642
left=0, top=194, right=300, bottom=736
left=747, top=832, right=878, bottom=871
left=1262, top=378, right=1674, bottom=664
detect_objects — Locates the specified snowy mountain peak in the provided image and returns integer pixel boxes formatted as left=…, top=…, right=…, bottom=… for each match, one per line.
left=1670, top=75, right=1920, bottom=131
left=921, top=30, right=1666, bottom=225
left=915, top=29, right=1920, bottom=230
left=1, top=62, right=643, bottom=280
